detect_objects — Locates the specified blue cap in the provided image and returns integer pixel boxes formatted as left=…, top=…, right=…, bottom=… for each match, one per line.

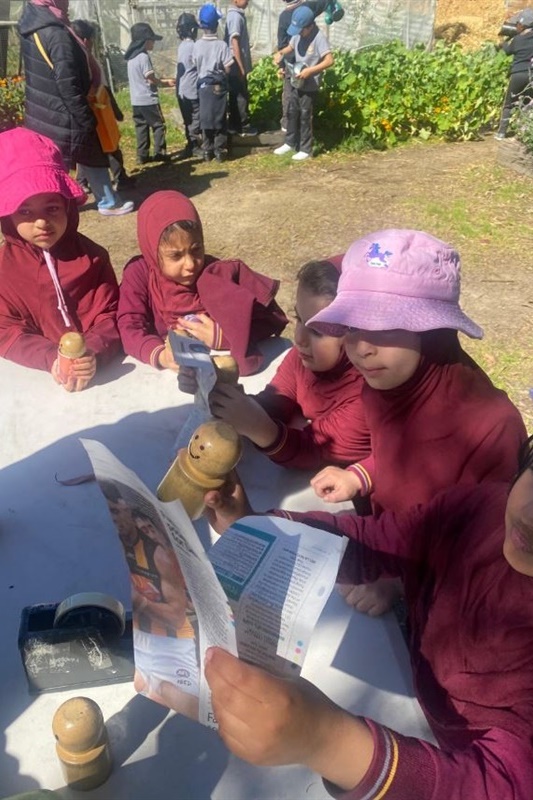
left=287, top=5, right=315, bottom=36
left=199, top=3, right=223, bottom=29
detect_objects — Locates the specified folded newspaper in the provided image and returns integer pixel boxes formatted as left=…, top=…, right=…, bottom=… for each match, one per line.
left=82, top=439, right=345, bottom=729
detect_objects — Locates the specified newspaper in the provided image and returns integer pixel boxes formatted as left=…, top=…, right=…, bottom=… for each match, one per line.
left=82, top=439, right=345, bottom=728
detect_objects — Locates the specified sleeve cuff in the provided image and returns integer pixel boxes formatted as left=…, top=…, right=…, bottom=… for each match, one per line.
left=346, top=463, right=373, bottom=496
left=150, top=345, right=165, bottom=369
left=256, top=421, right=288, bottom=456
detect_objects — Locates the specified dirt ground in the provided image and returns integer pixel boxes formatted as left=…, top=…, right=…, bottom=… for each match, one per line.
left=78, top=136, right=532, bottom=331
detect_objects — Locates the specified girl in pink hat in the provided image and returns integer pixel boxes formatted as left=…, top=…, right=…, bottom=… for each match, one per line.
left=307, top=229, right=526, bottom=615
left=0, top=127, right=122, bottom=391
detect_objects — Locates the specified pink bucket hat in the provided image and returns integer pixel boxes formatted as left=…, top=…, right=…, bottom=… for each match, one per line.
left=0, top=127, right=86, bottom=217
left=308, top=229, right=483, bottom=339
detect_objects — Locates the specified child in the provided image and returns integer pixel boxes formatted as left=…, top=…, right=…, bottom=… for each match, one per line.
left=124, top=22, right=176, bottom=164
left=175, top=12, right=202, bottom=158
left=208, top=258, right=371, bottom=470
left=0, top=127, right=122, bottom=391
left=273, top=5, right=334, bottom=161
left=194, top=4, right=234, bottom=162
left=224, top=0, right=257, bottom=136
left=117, top=190, right=288, bottom=376
left=308, top=229, right=527, bottom=615
left=276, top=0, right=306, bottom=132
left=202, top=436, right=533, bottom=800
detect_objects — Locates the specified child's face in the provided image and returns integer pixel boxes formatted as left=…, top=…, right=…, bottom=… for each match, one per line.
left=294, top=285, right=344, bottom=372
left=344, top=329, right=421, bottom=390
left=504, top=467, right=533, bottom=577
left=145, top=38, right=155, bottom=51
left=158, top=227, right=205, bottom=286
left=12, top=193, right=68, bottom=250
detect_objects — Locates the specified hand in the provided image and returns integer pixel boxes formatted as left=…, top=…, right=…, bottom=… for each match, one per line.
left=297, top=67, right=312, bottom=81
left=158, top=346, right=180, bottom=372
left=205, top=647, right=372, bottom=789
left=273, top=51, right=283, bottom=66
left=337, top=578, right=402, bottom=617
left=203, top=471, right=253, bottom=534
left=177, top=365, right=198, bottom=394
left=175, top=314, right=216, bottom=348
left=165, top=78, right=176, bottom=87
left=52, top=352, right=97, bottom=392
left=209, top=385, right=279, bottom=446
left=310, top=466, right=362, bottom=503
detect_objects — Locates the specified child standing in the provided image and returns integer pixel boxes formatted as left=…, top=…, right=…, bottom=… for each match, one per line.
left=124, top=22, right=176, bottom=164
left=273, top=5, right=333, bottom=161
left=276, top=0, right=305, bottom=132
left=194, top=4, right=234, bottom=162
left=175, top=13, right=202, bottom=158
left=0, top=127, right=122, bottom=391
left=224, top=0, right=257, bottom=136
left=208, top=258, right=371, bottom=470
left=308, top=229, right=527, bottom=615
left=117, top=190, right=287, bottom=376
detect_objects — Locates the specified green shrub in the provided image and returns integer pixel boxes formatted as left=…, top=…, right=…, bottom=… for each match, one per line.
left=248, top=41, right=509, bottom=149
left=0, top=75, right=25, bottom=132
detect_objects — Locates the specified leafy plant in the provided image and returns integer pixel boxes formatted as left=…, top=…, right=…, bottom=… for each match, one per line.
left=247, top=41, right=509, bottom=149
left=514, top=95, right=533, bottom=153
left=0, top=75, right=25, bottom=132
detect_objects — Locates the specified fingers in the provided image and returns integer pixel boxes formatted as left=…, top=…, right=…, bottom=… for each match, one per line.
left=177, top=366, right=198, bottom=393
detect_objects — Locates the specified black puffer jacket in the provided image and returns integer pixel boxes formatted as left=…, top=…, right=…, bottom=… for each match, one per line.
left=18, top=3, right=107, bottom=168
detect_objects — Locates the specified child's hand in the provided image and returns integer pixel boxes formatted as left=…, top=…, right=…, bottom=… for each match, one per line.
left=209, top=384, right=279, bottom=447
left=204, top=647, right=369, bottom=789
left=177, top=365, right=198, bottom=394
left=52, top=353, right=96, bottom=392
left=203, top=471, right=253, bottom=534
left=273, top=51, right=283, bottom=66
left=175, top=313, right=216, bottom=348
left=158, top=347, right=179, bottom=372
left=297, top=67, right=312, bottom=81
left=310, top=466, right=362, bottom=503
left=165, top=78, right=176, bottom=88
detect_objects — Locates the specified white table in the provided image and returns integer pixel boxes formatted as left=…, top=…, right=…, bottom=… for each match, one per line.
left=0, top=342, right=433, bottom=799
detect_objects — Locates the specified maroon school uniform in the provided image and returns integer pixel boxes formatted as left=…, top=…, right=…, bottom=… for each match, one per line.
left=348, top=332, right=527, bottom=514
left=277, top=481, right=533, bottom=800
left=255, top=347, right=370, bottom=469
left=0, top=204, right=120, bottom=371
left=118, top=191, right=287, bottom=376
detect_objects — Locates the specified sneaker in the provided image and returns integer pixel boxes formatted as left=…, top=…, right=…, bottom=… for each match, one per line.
left=203, top=151, right=214, bottom=162
left=239, top=125, right=258, bottom=136
left=98, top=201, right=135, bottom=216
left=274, top=143, right=293, bottom=155
left=292, top=150, right=310, bottom=161
left=214, top=151, right=225, bottom=163
left=494, top=133, right=506, bottom=141
left=152, top=153, right=172, bottom=163
left=281, top=126, right=287, bottom=133
left=136, top=156, right=152, bottom=165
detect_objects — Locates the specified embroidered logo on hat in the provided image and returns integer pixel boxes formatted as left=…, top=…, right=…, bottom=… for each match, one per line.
left=366, top=243, right=392, bottom=269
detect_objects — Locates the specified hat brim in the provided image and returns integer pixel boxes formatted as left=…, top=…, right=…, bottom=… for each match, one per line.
left=307, top=291, right=484, bottom=340
left=0, top=166, right=86, bottom=217
left=287, top=23, right=303, bottom=35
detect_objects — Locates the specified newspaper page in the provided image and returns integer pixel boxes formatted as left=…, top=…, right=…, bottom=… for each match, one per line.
left=168, top=331, right=219, bottom=452
left=208, top=516, right=346, bottom=676
left=82, top=438, right=237, bottom=728
left=82, top=440, right=345, bottom=727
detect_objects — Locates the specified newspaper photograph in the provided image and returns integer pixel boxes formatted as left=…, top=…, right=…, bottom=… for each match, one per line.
left=81, top=439, right=345, bottom=728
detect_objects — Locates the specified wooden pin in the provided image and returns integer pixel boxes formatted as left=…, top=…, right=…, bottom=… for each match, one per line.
left=157, top=420, right=242, bottom=519
left=52, top=696, right=112, bottom=791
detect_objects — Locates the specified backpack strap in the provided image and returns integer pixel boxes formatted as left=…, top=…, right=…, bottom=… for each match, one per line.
left=33, top=32, right=54, bottom=70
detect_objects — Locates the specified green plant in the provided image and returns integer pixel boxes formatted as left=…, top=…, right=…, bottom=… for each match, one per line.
left=0, top=75, right=25, bottom=132
left=514, top=95, right=533, bottom=153
left=247, top=42, right=509, bottom=150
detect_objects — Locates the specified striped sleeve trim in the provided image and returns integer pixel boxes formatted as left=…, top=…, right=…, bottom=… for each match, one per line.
left=260, top=422, right=288, bottom=456
left=346, top=463, right=372, bottom=496
left=212, top=322, right=224, bottom=350
left=359, top=726, right=399, bottom=800
left=150, top=345, right=166, bottom=369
